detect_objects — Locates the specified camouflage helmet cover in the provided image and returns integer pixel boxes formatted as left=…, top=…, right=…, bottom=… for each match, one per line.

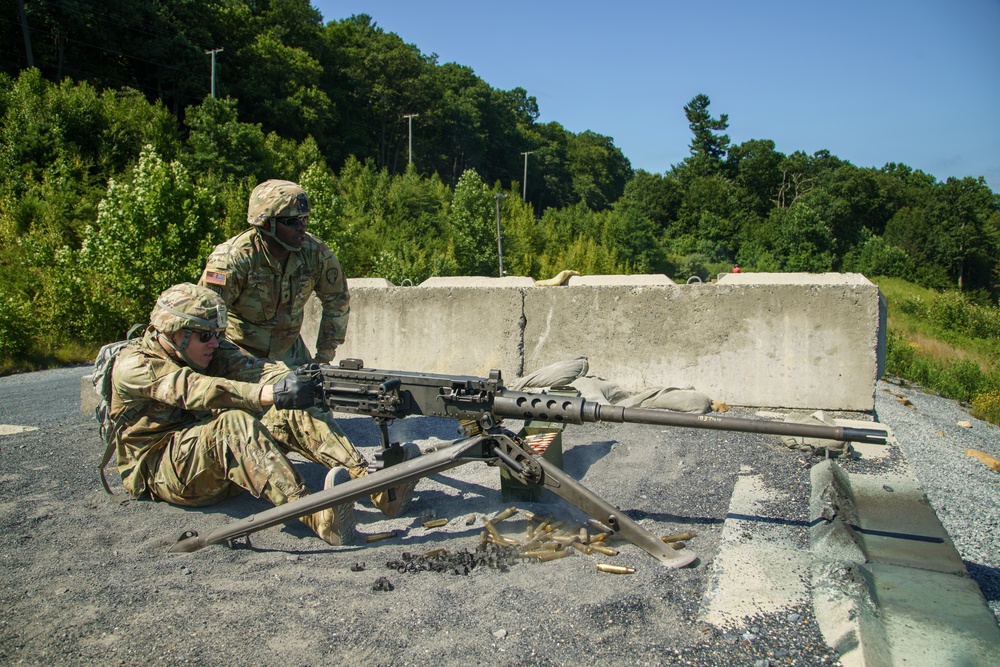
left=150, top=283, right=228, bottom=334
left=247, top=179, right=311, bottom=227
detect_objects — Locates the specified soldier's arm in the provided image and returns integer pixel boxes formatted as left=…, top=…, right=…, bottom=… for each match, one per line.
left=116, top=352, right=268, bottom=414
left=312, top=242, right=350, bottom=363
left=211, top=340, right=292, bottom=385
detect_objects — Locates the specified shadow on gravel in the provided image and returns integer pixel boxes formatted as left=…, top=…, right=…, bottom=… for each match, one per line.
left=965, top=561, right=1000, bottom=601
left=562, top=440, right=615, bottom=478
left=624, top=507, right=725, bottom=526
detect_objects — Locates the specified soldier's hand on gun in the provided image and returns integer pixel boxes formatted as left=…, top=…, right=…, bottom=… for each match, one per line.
left=271, top=375, right=315, bottom=410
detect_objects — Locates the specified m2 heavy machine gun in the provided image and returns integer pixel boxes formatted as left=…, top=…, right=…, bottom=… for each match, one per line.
left=170, top=360, right=888, bottom=567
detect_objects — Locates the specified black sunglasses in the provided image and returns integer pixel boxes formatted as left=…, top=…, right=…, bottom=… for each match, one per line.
left=276, top=215, right=308, bottom=228
left=191, top=330, right=221, bottom=343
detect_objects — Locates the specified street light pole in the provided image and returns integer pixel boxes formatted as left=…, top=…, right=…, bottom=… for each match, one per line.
left=521, top=151, right=534, bottom=202
left=403, top=114, right=419, bottom=165
left=495, top=193, right=505, bottom=277
left=204, top=48, right=223, bottom=98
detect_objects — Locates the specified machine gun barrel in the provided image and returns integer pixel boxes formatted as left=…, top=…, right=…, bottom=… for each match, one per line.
left=492, top=391, right=887, bottom=445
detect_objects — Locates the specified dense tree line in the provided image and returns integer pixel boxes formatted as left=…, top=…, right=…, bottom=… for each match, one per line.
left=1, top=0, right=998, bottom=366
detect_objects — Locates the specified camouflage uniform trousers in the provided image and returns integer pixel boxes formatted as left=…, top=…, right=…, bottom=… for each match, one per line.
left=146, top=406, right=399, bottom=514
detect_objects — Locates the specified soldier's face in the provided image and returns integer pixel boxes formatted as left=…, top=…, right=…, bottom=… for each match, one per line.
left=274, top=215, right=308, bottom=251
left=171, top=329, right=220, bottom=369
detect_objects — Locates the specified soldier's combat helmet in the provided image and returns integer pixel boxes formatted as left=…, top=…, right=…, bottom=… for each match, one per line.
left=247, top=179, right=310, bottom=252
left=150, top=283, right=228, bottom=368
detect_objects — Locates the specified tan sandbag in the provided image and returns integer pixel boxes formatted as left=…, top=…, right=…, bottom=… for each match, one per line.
left=510, top=357, right=589, bottom=391
left=535, top=270, right=581, bottom=286
left=780, top=410, right=851, bottom=458
left=569, top=375, right=629, bottom=405
left=616, top=387, right=712, bottom=414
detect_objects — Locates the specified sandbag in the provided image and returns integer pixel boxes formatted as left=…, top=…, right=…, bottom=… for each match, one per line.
left=616, top=387, right=712, bottom=414
left=569, top=375, right=630, bottom=405
left=780, top=410, right=851, bottom=458
left=510, top=357, right=589, bottom=391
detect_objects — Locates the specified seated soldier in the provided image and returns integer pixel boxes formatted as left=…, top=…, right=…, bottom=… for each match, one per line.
left=109, top=283, right=415, bottom=546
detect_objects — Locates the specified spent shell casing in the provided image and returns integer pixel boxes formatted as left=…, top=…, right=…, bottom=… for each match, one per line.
left=579, top=527, right=589, bottom=544
left=571, top=541, right=590, bottom=554
left=465, top=514, right=477, bottom=526
left=364, top=530, right=398, bottom=543
left=661, top=531, right=697, bottom=543
left=536, top=549, right=570, bottom=562
left=587, top=519, right=611, bottom=533
left=491, top=507, right=518, bottom=523
left=596, top=563, right=635, bottom=574
left=589, top=544, right=619, bottom=557
left=422, top=518, right=449, bottom=529
left=668, top=541, right=686, bottom=550
left=421, top=547, right=447, bottom=558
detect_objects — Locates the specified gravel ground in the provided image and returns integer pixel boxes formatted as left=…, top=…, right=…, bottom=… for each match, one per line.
left=873, top=376, right=1000, bottom=621
left=0, top=367, right=997, bottom=666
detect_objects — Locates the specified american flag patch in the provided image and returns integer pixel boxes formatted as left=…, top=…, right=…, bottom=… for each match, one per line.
left=204, top=270, right=227, bottom=286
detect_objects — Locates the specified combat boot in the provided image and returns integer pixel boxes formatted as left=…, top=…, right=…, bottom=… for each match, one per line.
left=296, top=467, right=357, bottom=546
left=299, top=507, right=339, bottom=545
left=323, top=467, right=357, bottom=545
left=380, top=442, right=422, bottom=518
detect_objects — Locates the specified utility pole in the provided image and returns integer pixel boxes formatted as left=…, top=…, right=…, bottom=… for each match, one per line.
left=521, top=151, right=534, bottom=202
left=495, top=193, right=506, bottom=277
left=204, top=48, right=224, bottom=98
left=403, top=114, right=419, bottom=165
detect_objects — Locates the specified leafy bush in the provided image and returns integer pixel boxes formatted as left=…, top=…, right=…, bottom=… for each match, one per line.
left=78, top=146, right=219, bottom=338
left=0, top=294, right=33, bottom=358
left=971, top=389, right=1000, bottom=425
left=928, top=290, right=1000, bottom=339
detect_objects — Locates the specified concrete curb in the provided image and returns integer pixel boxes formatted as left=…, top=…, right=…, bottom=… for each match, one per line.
left=810, top=447, right=1000, bottom=666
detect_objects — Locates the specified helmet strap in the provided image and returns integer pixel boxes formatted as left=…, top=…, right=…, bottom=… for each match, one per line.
left=156, top=330, right=204, bottom=369
left=260, top=220, right=303, bottom=253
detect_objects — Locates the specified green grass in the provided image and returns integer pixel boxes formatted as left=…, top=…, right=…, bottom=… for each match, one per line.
left=0, top=342, right=96, bottom=377
left=875, top=276, right=1000, bottom=425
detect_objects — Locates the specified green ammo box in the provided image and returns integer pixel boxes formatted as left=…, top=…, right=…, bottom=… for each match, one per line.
left=499, top=386, right=575, bottom=503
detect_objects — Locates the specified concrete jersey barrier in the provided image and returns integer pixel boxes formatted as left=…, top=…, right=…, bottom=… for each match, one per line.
left=302, top=272, right=885, bottom=412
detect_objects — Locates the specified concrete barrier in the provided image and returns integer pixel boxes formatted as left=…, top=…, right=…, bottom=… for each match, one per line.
left=303, top=272, right=885, bottom=411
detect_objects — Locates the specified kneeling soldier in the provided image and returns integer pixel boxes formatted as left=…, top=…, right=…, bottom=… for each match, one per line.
left=108, top=283, right=415, bottom=545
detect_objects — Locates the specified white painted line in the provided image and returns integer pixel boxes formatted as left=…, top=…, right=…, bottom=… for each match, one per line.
left=700, top=474, right=811, bottom=628
left=0, top=424, right=39, bottom=436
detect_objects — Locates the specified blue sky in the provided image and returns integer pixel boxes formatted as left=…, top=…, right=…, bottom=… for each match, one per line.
left=313, top=1, right=1000, bottom=192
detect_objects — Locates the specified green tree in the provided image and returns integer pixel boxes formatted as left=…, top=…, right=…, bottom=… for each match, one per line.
left=683, top=94, right=730, bottom=174
left=78, top=147, right=220, bottom=335
left=450, top=169, right=497, bottom=276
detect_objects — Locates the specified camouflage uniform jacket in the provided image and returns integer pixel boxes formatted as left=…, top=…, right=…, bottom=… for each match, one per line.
left=199, top=228, right=349, bottom=363
left=110, top=328, right=291, bottom=498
